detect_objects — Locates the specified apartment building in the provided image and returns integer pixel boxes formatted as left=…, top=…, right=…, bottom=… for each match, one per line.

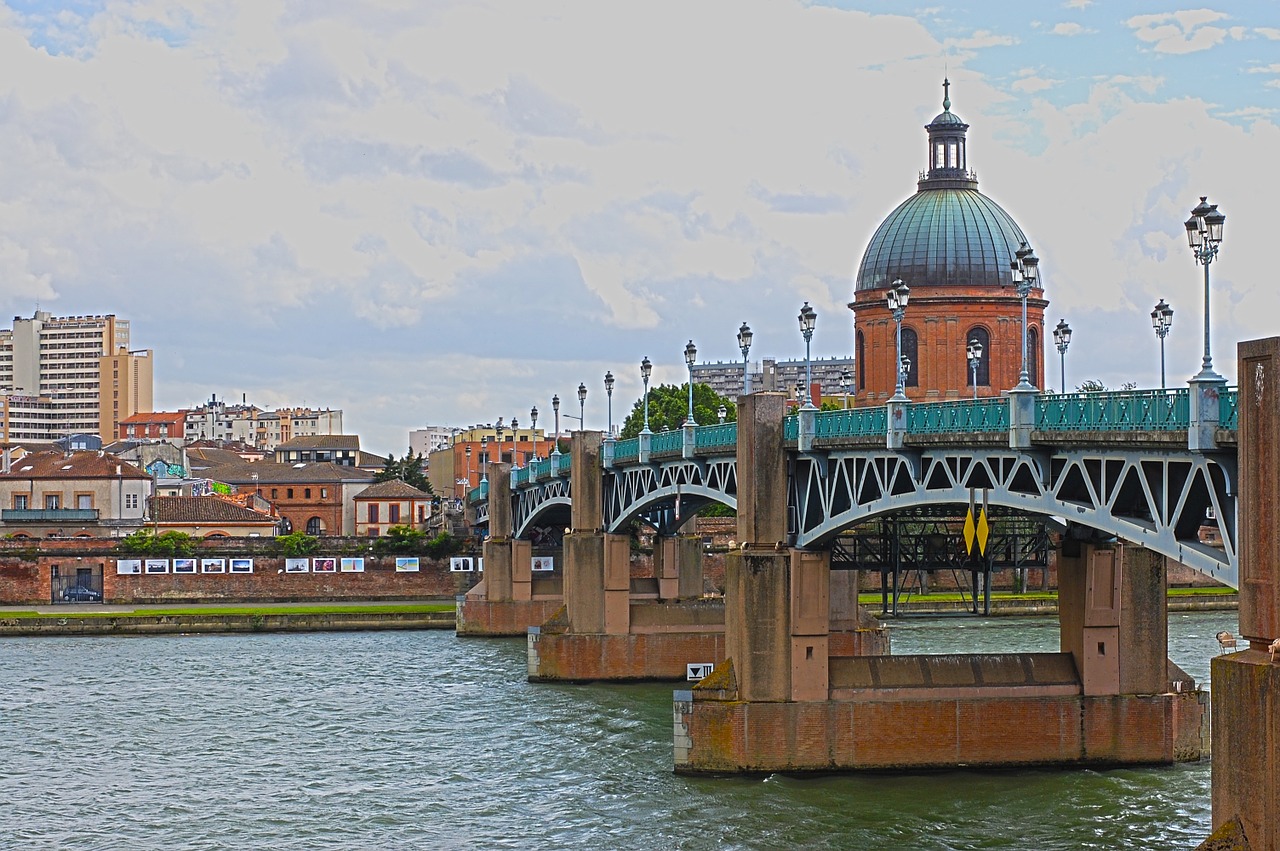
left=182, top=395, right=343, bottom=450
left=0, top=312, right=153, bottom=441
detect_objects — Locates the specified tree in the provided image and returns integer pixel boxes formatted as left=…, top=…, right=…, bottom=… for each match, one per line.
left=1075, top=379, right=1138, bottom=393
left=618, top=383, right=737, bottom=438
left=376, top=450, right=433, bottom=494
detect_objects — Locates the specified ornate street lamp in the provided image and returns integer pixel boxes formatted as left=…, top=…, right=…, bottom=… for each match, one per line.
left=577, top=382, right=587, bottom=430
left=604, top=371, right=615, bottom=436
left=1185, top=197, right=1226, bottom=381
left=887, top=279, right=911, bottom=402
left=465, top=443, right=472, bottom=490
left=480, top=436, right=489, bottom=483
left=494, top=418, right=505, bottom=464
left=640, top=356, right=652, bottom=435
left=717, top=404, right=727, bottom=423
left=967, top=338, right=984, bottom=400
left=551, top=395, right=561, bottom=456
left=737, top=322, right=753, bottom=395
left=900, top=356, right=912, bottom=390
left=684, top=340, right=698, bottom=425
left=798, top=302, right=817, bottom=409
left=510, top=417, right=519, bottom=465
left=1151, top=300, right=1173, bottom=390
left=1010, top=243, right=1039, bottom=390
left=530, top=406, right=539, bottom=463
left=840, top=369, right=852, bottom=409
left=1053, top=319, right=1072, bottom=394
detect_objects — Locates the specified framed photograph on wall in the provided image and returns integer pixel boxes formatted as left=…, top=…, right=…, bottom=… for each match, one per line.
left=144, top=559, right=169, bottom=574
left=116, top=559, right=142, bottom=575
left=339, top=557, right=364, bottom=573
left=394, top=557, right=419, bottom=573
left=201, top=558, right=226, bottom=574
left=449, top=557, right=473, bottom=572
left=477, top=557, right=484, bottom=572
left=229, top=558, right=254, bottom=574
left=313, top=557, right=337, bottom=574
left=531, top=556, right=555, bottom=572
left=285, top=558, right=310, bottom=574
left=172, top=558, right=196, bottom=574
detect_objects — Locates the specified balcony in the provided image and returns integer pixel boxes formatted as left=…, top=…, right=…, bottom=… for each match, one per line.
left=2, top=508, right=100, bottom=522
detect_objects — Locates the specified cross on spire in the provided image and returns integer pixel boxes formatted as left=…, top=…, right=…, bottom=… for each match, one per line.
left=943, top=77, right=951, bottom=112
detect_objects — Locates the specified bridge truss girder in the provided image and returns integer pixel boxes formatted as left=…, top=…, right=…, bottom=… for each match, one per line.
left=603, top=457, right=738, bottom=535
left=793, top=448, right=1237, bottom=588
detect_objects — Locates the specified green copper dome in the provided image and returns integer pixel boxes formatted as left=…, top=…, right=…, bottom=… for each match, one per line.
left=855, top=81, right=1033, bottom=292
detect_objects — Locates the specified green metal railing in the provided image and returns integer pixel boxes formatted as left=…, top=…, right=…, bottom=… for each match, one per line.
left=512, top=466, right=530, bottom=487
left=651, top=430, right=683, bottom=454
left=1220, top=387, right=1238, bottom=430
left=613, top=437, right=640, bottom=461
left=1035, top=388, right=1189, bottom=432
left=467, top=482, right=488, bottom=504
left=696, top=422, right=737, bottom=449
left=905, top=398, right=1008, bottom=433
left=784, top=416, right=798, bottom=441
left=814, top=407, right=888, bottom=438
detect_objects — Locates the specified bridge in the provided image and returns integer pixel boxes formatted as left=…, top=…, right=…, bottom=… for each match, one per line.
left=474, top=383, right=1239, bottom=589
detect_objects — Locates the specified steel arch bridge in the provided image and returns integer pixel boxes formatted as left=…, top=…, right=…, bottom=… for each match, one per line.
left=477, top=388, right=1240, bottom=588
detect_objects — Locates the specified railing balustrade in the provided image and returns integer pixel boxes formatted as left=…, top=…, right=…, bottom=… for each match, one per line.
left=1220, top=387, right=1238, bottom=430
left=813, top=406, right=889, bottom=438
left=613, top=437, right=640, bottom=462
left=1035, top=388, right=1189, bottom=432
left=650, top=430, right=683, bottom=454
left=695, top=422, right=737, bottom=449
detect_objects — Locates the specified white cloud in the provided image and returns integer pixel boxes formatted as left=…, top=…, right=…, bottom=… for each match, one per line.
left=1064, top=0, right=1093, bottom=8
left=1257, top=27, right=1280, bottom=39
left=1126, top=9, right=1230, bottom=53
left=945, top=29, right=1018, bottom=50
left=1051, top=22, right=1095, bottom=36
left=1012, top=76, right=1058, bottom=94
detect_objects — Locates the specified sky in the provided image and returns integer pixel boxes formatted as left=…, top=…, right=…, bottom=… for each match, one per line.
left=0, top=1, right=1277, bottom=455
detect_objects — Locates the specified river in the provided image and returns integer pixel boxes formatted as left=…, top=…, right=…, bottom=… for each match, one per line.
left=0, top=610, right=1235, bottom=849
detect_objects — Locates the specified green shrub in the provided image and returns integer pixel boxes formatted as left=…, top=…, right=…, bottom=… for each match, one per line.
left=277, top=531, right=320, bottom=557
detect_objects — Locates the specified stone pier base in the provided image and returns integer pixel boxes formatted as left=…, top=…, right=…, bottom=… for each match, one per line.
left=456, top=593, right=564, bottom=637
left=675, top=655, right=1208, bottom=773
left=1212, top=650, right=1280, bottom=850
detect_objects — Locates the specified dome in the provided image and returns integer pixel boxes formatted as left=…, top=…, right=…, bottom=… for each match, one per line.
left=855, top=188, right=1029, bottom=291
left=929, top=109, right=965, bottom=126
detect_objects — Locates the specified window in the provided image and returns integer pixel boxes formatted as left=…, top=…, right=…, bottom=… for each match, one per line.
left=271, top=488, right=278, bottom=499
left=287, top=488, right=294, bottom=499
left=320, top=488, right=327, bottom=499
left=77, top=495, right=92, bottom=510
left=45, top=494, right=60, bottom=510
left=966, top=327, right=990, bottom=387
left=13, top=495, right=27, bottom=510
left=305, top=517, right=323, bottom=535
left=304, top=488, right=311, bottom=499
left=901, top=327, right=919, bottom=387
left=1028, top=327, right=1040, bottom=388
left=125, top=493, right=138, bottom=509
left=368, top=527, right=379, bottom=537
left=856, top=330, right=865, bottom=391
left=369, top=504, right=379, bottom=523
left=389, top=505, right=400, bottom=524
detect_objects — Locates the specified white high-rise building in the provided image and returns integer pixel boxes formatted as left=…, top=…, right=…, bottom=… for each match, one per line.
left=0, top=312, right=153, bottom=441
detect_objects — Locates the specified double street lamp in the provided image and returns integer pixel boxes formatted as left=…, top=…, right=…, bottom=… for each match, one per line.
left=737, top=322, right=753, bottom=395
left=840, top=369, right=852, bottom=409
left=1151, top=300, right=1173, bottom=389
left=640, top=356, right=653, bottom=435
left=684, top=340, right=698, bottom=425
left=966, top=338, right=983, bottom=400
left=1010, top=242, right=1040, bottom=390
left=887, top=279, right=911, bottom=402
left=1184, top=195, right=1226, bottom=382
left=1053, top=319, right=1071, bottom=394
left=798, top=302, right=817, bottom=409
left=577, top=382, right=587, bottom=430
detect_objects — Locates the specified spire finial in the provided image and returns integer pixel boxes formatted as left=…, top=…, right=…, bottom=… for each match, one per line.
left=942, top=77, right=951, bottom=112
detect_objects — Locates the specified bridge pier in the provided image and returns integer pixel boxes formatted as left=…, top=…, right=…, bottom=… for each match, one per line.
left=1207, top=337, right=1280, bottom=850
left=457, top=463, right=564, bottom=636
left=529, top=431, right=725, bottom=682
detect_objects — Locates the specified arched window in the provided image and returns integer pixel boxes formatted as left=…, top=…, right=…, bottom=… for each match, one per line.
left=305, top=517, right=324, bottom=536
left=856, top=330, right=866, bottom=390
left=965, top=327, right=990, bottom=387
left=1028, top=327, right=1040, bottom=388
left=901, top=327, right=919, bottom=387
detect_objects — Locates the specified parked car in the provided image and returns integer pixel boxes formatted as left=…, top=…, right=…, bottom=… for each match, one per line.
left=61, top=584, right=102, bottom=602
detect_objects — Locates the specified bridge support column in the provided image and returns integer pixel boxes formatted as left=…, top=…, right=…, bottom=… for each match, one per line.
left=655, top=534, right=703, bottom=601
left=459, top=464, right=564, bottom=635
left=1209, top=337, right=1280, bottom=849
left=530, top=430, right=726, bottom=681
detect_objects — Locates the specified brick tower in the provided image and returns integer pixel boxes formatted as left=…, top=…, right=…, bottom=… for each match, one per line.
left=851, top=81, right=1047, bottom=401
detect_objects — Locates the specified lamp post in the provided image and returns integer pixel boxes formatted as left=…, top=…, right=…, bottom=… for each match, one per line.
left=551, top=395, right=561, bottom=456
left=510, top=417, right=519, bottom=465
left=684, top=340, right=697, bottom=425
left=900, top=357, right=911, bottom=390
left=1151, top=300, right=1173, bottom=390
left=577, top=382, right=587, bottom=431
left=1184, top=197, right=1226, bottom=381
left=530, top=406, right=538, bottom=463
left=465, top=444, right=472, bottom=492
left=840, top=369, right=852, bottom=409
left=480, top=436, right=489, bottom=483
left=1053, top=319, right=1072, bottom=394
left=1010, top=243, right=1040, bottom=390
left=604, top=371, right=615, bottom=437
left=967, top=338, right=983, bottom=400
left=717, top=404, right=727, bottom=423
left=641, top=356, right=652, bottom=435
left=798, top=302, right=817, bottom=409
left=737, top=322, right=753, bottom=395
left=494, top=418, right=505, bottom=465
left=887, top=279, right=911, bottom=402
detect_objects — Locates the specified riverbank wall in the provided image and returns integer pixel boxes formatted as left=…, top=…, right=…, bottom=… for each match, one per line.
left=0, top=608, right=456, bottom=636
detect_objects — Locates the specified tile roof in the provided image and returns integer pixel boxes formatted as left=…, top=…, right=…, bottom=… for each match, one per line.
left=208, top=460, right=376, bottom=485
left=276, top=434, right=360, bottom=450
left=150, top=495, right=279, bottom=524
left=355, top=479, right=433, bottom=500
left=1, top=450, right=150, bottom=480
left=187, top=446, right=252, bottom=468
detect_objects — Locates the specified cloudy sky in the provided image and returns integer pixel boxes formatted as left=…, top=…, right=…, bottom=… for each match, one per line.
left=0, top=1, right=1276, bottom=453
